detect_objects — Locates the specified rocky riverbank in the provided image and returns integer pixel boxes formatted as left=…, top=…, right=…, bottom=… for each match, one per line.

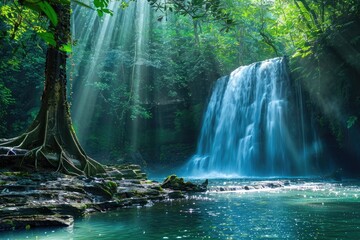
left=0, top=165, right=206, bottom=231
left=210, top=180, right=290, bottom=192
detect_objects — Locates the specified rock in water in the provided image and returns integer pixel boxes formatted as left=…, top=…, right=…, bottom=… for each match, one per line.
left=0, top=215, right=73, bottom=231
left=161, top=175, right=208, bottom=192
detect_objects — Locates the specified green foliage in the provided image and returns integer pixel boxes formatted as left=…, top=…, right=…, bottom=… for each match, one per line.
left=37, top=1, right=58, bottom=26
left=270, top=0, right=360, bottom=57
left=0, top=0, right=115, bottom=50
left=174, top=103, right=203, bottom=138
left=2, top=0, right=359, bottom=166
left=0, top=82, right=14, bottom=135
left=38, top=31, right=56, bottom=46
left=0, top=3, right=45, bottom=136
left=148, top=0, right=235, bottom=31
left=0, top=1, right=57, bottom=48
left=347, top=116, right=358, bottom=129
left=288, top=5, right=360, bottom=146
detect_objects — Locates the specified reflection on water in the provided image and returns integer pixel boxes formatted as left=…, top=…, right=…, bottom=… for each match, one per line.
left=1, top=179, right=360, bottom=239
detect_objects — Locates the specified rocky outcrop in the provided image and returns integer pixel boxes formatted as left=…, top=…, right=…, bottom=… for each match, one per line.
left=161, top=175, right=208, bottom=192
left=0, top=165, right=193, bottom=231
left=0, top=215, right=74, bottom=230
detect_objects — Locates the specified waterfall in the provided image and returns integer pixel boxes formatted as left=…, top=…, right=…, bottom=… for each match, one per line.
left=185, top=58, right=322, bottom=177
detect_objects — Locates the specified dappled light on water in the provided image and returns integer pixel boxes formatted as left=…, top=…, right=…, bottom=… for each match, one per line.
left=2, top=179, right=360, bottom=239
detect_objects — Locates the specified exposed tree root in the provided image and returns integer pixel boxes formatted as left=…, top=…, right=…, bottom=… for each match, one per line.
left=0, top=2, right=106, bottom=177
left=0, top=110, right=105, bottom=176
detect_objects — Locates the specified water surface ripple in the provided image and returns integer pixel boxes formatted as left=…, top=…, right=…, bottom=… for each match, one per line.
left=1, top=179, right=359, bottom=240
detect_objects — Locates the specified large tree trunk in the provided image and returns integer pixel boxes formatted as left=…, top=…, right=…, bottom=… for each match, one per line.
left=0, top=2, right=105, bottom=176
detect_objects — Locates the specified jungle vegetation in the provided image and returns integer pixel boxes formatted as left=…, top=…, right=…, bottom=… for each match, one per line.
left=0, top=0, right=359, bottom=174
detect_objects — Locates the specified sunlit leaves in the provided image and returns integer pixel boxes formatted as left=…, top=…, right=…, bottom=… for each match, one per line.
left=0, top=5, right=29, bottom=40
left=60, top=43, right=72, bottom=52
left=20, top=0, right=58, bottom=26
left=120, top=1, right=131, bottom=9
left=147, top=0, right=235, bottom=31
left=292, top=46, right=312, bottom=58
left=269, top=0, right=360, bottom=58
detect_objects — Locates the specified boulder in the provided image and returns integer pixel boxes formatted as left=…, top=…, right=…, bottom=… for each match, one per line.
left=0, top=215, right=73, bottom=231
left=161, top=175, right=208, bottom=192
left=168, top=190, right=185, bottom=199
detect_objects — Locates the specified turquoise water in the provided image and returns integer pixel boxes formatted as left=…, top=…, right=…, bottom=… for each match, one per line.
left=1, top=179, right=360, bottom=239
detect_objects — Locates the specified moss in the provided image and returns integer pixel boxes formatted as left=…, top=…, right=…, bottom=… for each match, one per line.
left=3, top=219, right=14, bottom=227
left=150, top=185, right=163, bottom=191
left=132, top=190, right=143, bottom=197
left=106, top=181, right=118, bottom=191
left=141, top=180, right=153, bottom=184
left=2, top=171, right=30, bottom=177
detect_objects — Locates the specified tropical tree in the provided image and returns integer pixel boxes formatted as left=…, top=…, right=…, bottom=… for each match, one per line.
left=0, top=0, right=234, bottom=176
left=0, top=1, right=107, bottom=176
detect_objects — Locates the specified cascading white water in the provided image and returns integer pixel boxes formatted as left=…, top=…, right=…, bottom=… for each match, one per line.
left=186, top=58, right=322, bottom=177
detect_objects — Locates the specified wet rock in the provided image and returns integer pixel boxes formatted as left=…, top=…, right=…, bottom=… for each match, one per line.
left=129, top=197, right=148, bottom=205
left=161, top=175, right=208, bottom=192
left=0, top=165, right=180, bottom=231
left=92, top=200, right=127, bottom=211
left=168, top=190, right=185, bottom=199
left=210, top=180, right=290, bottom=192
left=0, top=215, right=73, bottom=231
left=283, top=180, right=290, bottom=186
left=83, top=185, right=113, bottom=200
left=106, top=169, right=124, bottom=180
left=145, top=189, right=161, bottom=196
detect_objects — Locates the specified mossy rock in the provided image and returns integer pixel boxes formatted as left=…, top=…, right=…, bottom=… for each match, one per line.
left=161, top=175, right=208, bottom=192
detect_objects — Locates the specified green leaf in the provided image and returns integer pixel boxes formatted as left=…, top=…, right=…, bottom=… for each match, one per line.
left=38, top=1, right=58, bottom=26
left=60, top=43, right=72, bottom=53
left=121, top=2, right=129, bottom=9
left=94, top=0, right=103, bottom=8
left=38, top=32, right=56, bottom=46
left=102, top=8, right=112, bottom=14
left=347, top=116, right=358, bottom=129
left=97, top=9, right=104, bottom=17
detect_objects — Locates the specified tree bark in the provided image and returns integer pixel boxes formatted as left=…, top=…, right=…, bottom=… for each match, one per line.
left=0, top=2, right=105, bottom=176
